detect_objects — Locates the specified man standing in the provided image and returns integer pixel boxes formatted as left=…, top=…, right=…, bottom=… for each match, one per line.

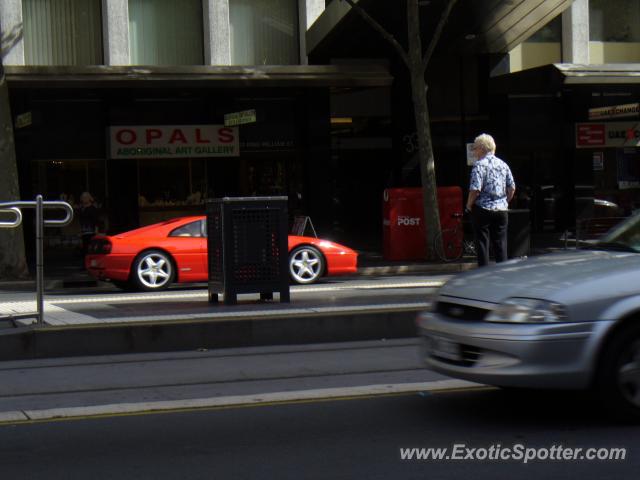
left=465, top=134, right=516, bottom=267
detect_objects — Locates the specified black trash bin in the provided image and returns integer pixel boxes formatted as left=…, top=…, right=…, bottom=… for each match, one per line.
left=507, top=209, right=531, bottom=258
left=207, top=196, right=290, bottom=305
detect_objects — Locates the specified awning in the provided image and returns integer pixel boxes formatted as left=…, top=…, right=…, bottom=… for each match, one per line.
left=4, top=64, right=393, bottom=89
left=307, top=0, right=573, bottom=59
left=490, top=63, right=640, bottom=94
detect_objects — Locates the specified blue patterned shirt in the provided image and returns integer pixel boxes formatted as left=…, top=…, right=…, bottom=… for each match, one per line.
left=469, top=154, right=515, bottom=211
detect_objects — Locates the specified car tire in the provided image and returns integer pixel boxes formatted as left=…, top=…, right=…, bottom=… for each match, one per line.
left=288, top=246, right=325, bottom=285
left=131, top=249, right=175, bottom=291
left=596, top=323, right=640, bottom=422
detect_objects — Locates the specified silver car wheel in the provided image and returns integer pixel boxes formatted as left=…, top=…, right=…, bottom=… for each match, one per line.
left=289, top=246, right=323, bottom=284
left=136, top=252, right=172, bottom=289
left=618, top=340, right=640, bottom=408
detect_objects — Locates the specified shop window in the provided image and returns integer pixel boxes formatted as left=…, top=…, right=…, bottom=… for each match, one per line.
left=230, top=0, right=299, bottom=65
left=31, top=159, right=106, bottom=249
left=32, top=159, right=105, bottom=208
left=128, top=0, right=204, bottom=65
left=23, top=0, right=103, bottom=65
left=137, top=158, right=207, bottom=208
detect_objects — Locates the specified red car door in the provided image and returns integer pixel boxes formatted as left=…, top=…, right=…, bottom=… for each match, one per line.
left=168, top=220, right=208, bottom=282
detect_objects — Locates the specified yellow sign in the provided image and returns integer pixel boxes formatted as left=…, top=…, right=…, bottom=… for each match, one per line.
left=224, top=109, right=257, bottom=127
left=15, top=111, right=32, bottom=129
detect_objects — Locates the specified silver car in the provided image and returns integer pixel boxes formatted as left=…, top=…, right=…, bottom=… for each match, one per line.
left=417, top=211, right=640, bottom=420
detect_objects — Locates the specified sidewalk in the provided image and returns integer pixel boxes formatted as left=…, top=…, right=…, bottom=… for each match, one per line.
left=0, top=233, right=568, bottom=361
left=0, top=249, right=477, bottom=292
left=1, top=226, right=571, bottom=292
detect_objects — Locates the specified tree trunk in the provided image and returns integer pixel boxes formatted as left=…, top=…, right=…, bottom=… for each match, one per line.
left=407, top=0, right=441, bottom=260
left=0, top=57, right=29, bottom=280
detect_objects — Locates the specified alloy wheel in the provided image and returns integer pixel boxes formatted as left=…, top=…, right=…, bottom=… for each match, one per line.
left=289, top=246, right=323, bottom=284
left=136, top=251, right=173, bottom=290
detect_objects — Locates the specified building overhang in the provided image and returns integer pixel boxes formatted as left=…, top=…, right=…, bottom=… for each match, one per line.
left=307, top=0, right=573, bottom=59
left=490, top=63, right=640, bottom=94
left=4, top=64, right=393, bottom=89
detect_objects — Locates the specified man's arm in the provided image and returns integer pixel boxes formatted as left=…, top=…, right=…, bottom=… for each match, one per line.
left=466, top=190, right=479, bottom=211
left=507, top=187, right=515, bottom=203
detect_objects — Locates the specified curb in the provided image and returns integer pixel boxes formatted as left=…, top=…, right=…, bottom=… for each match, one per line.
left=357, top=262, right=475, bottom=276
left=0, top=307, right=427, bottom=361
left=0, top=379, right=487, bottom=424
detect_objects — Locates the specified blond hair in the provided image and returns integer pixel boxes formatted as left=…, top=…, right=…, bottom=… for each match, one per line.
left=473, top=133, right=496, bottom=155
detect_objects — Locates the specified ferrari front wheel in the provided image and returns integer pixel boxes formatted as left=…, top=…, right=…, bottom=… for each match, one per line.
left=289, top=246, right=324, bottom=284
left=131, top=249, right=175, bottom=291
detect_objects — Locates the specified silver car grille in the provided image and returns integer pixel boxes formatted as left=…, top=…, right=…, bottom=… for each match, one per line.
left=435, top=301, right=490, bottom=322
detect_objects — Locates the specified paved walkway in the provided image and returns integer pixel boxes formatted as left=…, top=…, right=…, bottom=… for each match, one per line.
left=0, top=276, right=448, bottom=327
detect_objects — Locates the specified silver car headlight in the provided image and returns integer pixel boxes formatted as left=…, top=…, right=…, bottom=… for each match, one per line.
left=485, top=298, right=567, bottom=323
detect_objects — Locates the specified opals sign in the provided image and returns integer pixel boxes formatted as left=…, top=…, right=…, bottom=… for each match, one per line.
left=109, top=125, right=239, bottom=158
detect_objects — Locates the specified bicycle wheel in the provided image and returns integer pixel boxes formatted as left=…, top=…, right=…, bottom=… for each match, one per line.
left=433, top=228, right=463, bottom=262
left=462, top=239, right=477, bottom=258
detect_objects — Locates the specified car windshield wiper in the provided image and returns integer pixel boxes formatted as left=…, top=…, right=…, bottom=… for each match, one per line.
left=587, top=241, right=639, bottom=253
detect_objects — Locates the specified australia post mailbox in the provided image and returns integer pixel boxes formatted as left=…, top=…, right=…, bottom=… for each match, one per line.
left=383, top=186, right=462, bottom=261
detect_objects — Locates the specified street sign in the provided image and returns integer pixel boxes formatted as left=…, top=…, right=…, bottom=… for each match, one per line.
left=224, top=109, right=257, bottom=127
left=15, top=111, right=32, bottom=129
left=466, top=143, right=475, bottom=165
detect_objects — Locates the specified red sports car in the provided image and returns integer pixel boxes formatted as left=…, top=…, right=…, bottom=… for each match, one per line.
left=85, top=216, right=358, bottom=291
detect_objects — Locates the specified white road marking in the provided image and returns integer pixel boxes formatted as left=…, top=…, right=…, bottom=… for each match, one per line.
left=0, top=379, right=485, bottom=423
left=42, top=279, right=446, bottom=305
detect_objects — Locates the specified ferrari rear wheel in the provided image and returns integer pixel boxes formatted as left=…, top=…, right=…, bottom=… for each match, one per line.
left=289, top=246, right=324, bottom=284
left=131, top=249, right=175, bottom=291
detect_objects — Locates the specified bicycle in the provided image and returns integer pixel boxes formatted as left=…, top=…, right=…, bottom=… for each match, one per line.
left=433, top=212, right=477, bottom=262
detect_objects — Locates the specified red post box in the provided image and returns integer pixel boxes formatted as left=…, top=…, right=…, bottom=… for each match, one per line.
left=382, top=186, right=462, bottom=260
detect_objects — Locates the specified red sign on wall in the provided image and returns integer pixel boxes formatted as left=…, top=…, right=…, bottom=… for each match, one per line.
left=576, top=124, right=605, bottom=147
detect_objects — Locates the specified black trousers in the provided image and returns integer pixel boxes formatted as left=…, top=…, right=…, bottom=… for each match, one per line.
left=472, top=206, right=508, bottom=267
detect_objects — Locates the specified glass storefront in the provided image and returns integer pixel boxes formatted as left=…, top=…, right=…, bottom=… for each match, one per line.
left=30, top=159, right=107, bottom=250
left=137, top=157, right=208, bottom=225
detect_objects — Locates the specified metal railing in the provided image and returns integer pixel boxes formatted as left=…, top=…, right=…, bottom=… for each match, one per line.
left=0, top=195, right=74, bottom=325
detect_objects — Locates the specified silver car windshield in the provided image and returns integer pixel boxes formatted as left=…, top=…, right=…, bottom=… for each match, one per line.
left=597, top=212, right=640, bottom=253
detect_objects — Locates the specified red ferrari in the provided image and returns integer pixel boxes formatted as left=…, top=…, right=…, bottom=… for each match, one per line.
left=85, top=216, right=358, bottom=291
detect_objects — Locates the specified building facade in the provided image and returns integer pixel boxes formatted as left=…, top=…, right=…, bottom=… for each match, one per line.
left=308, top=0, right=640, bottom=246
left=2, top=0, right=639, bottom=256
left=1, top=0, right=392, bottom=252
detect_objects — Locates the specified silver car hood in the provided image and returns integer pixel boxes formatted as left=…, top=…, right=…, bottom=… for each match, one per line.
left=440, top=250, right=640, bottom=304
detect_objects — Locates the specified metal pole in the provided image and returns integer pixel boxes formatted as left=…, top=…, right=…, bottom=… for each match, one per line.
left=36, top=194, right=44, bottom=325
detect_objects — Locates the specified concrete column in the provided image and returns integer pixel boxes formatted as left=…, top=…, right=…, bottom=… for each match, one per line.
left=102, top=0, right=130, bottom=65
left=0, top=0, right=25, bottom=65
left=562, top=0, right=589, bottom=64
left=299, top=0, right=325, bottom=64
left=204, top=0, right=230, bottom=65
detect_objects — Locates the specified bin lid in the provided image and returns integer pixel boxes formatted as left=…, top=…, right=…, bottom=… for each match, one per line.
left=207, top=196, right=288, bottom=203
